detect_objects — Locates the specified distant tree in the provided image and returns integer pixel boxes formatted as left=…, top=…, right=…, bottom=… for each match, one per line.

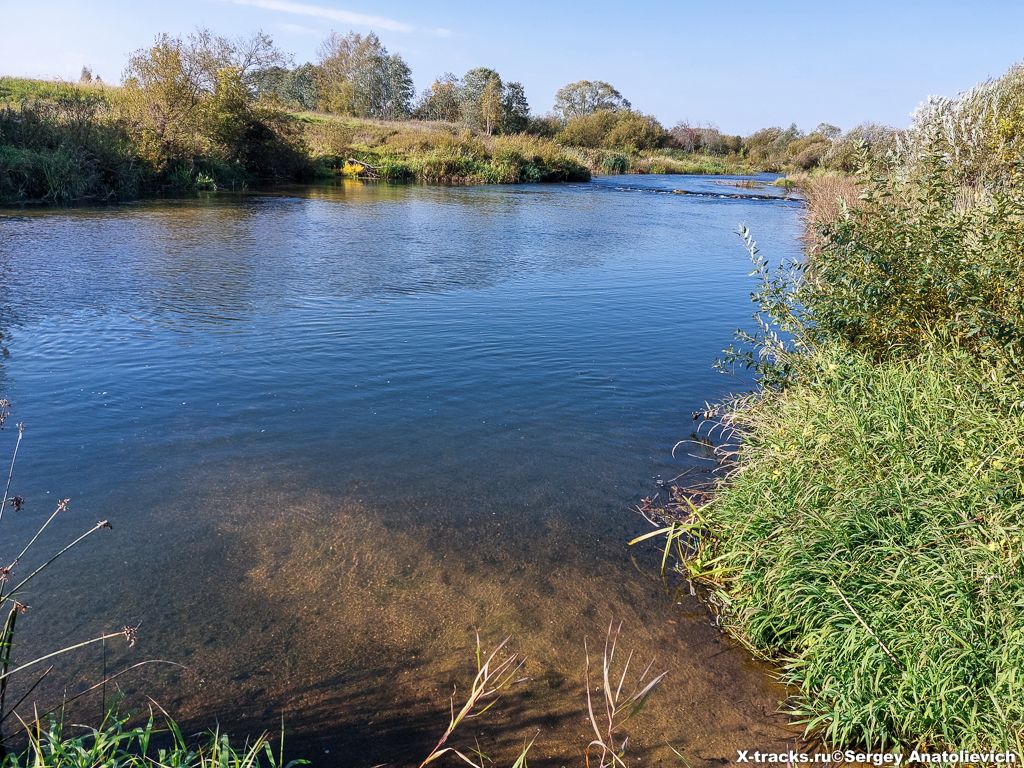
left=79, top=66, right=93, bottom=84
left=459, top=67, right=502, bottom=129
left=553, top=80, right=630, bottom=121
left=252, top=63, right=320, bottom=110
left=557, top=110, right=621, bottom=147
left=480, top=76, right=503, bottom=135
left=502, top=81, right=530, bottom=133
left=185, top=28, right=288, bottom=91
left=605, top=112, right=666, bottom=151
left=670, top=121, right=733, bottom=155
left=316, top=31, right=412, bottom=118
left=524, top=115, right=561, bottom=138
left=414, top=73, right=462, bottom=122
left=289, top=63, right=319, bottom=109
left=815, top=122, right=842, bottom=141
left=379, top=53, right=414, bottom=120
left=742, top=123, right=803, bottom=169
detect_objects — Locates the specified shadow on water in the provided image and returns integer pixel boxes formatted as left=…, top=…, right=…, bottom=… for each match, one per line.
left=10, top=464, right=801, bottom=766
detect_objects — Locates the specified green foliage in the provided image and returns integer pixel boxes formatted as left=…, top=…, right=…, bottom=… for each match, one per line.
left=305, top=116, right=588, bottom=184
left=0, top=77, right=112, bottom=106
left=552, top=80, right=630, bottom=120
left=413, top=73, right=462, bottom=123
left=556, top=109, right=666, bottom=151
left=806, top=156, right=1024, bottom=364
left=252, top=64, right=319, bottom=110
left=668, top=122, right=741, bottom=156
left=600, top=153, right=628, bottom=174
left=0, top=94, right=142, bottom=203
left=316, top=32, right=413, bottom=119
left=689, top=343, right=1024, bottom=749
left=663, top=62, right=1024, bottom=752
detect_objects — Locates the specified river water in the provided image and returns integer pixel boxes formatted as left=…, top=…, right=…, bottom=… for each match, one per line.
left=0, top=175, right=804, bottom=765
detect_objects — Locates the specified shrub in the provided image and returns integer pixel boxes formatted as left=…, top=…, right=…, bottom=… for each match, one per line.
left=601, top=153, right=629, bottom=174
left=556, top=109, right=666, bottom=151
left=805, top=153, right=1024, bottom=363
left=0, top=96, right=143, bottom=203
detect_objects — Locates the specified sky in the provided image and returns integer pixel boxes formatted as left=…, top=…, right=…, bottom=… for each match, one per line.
left=2, top=0, right=1023, bottom=134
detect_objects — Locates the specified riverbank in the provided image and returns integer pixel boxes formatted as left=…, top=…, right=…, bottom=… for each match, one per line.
left=642, top=64, right=1024, bottom=751
left=0, top=76, right=755, bottom=205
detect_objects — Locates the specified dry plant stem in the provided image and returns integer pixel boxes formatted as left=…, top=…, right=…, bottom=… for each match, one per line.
left=0, top=630, right=128, bottom=684
left=1, top=519, right=111, bottom=604
left=584, top=622, right=667, bottom=768
left=829, top=579, right=900, bottom=668
left=7, top=498, right=68, bottom=573
left=418, top=635, right=527, bottom=768
left=0, top=423, right=22, bottom=525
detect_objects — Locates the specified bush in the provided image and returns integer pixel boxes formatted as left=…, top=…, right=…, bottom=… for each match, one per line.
left=805, top=153, right=1024, bottom=363
left=0, top=96, right=143, bottom=203
left=556, top=109, right=666, bottom=151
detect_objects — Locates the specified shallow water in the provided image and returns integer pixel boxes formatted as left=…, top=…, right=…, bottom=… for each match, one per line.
left=0, top=175, right=804, bottom=765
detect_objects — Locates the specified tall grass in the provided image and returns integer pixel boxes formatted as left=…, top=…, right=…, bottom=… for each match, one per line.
left=680, top=343, right=1024, bottom=749
left=303, top=114, right=591, bottom=184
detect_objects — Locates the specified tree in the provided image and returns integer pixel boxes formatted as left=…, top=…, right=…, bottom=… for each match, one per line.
left=79, top=66, right=93, bottom=84
left=122, top=33, right=207, bottom=170
left=121, top=29, right=304, bottom=179
left=252, top=63, right=319, bottom=109
left=379, top=53, right=414, bottom=120
left=316, top=31, right=412, bottom=119
left=414, top=73, right=462, bottom=122
left=502, top=81, right=530, bottom=133
left=815, top=122, right=841, bottom=141
left=605, top=112, right=665, bottom=151
left=480, top=76, right=503, bottom=135
left=553, top=80, right=630, bottom=121
left=459, top=67, right=501, bottom=129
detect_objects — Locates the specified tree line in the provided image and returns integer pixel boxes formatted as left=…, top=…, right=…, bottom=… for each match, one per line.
left=247, top=29, right=898, bottom=168
left=1, top=24, right=904, bottom=203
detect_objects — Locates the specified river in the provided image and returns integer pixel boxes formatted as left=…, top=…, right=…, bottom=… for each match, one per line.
left=0, top=174, right=803, bottom=765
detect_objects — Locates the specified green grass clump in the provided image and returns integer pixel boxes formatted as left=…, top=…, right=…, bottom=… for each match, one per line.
left=689, top=343, right=1024, bottom=750
left=0, top=77, right=113, bottom=106
left=3, top=713, right=305, bottom=768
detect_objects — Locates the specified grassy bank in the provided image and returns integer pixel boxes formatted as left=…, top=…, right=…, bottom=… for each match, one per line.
left=298, top=112, right=589, bottom=183
left=686, top=343, right=1024, bottom=748
left=0, top=75, right=762, bottom=205
left=642, top=63, right=1024, bottom=750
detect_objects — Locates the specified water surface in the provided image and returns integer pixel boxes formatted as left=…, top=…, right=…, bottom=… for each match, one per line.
left=0, top=175, right=804, bottom=765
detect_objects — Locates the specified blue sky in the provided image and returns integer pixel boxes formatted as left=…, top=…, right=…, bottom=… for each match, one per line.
left=2, top=0, right=1022, bottom=134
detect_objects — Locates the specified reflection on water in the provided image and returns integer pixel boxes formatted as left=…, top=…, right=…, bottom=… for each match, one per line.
left=0, top=177, right=804, bottom=765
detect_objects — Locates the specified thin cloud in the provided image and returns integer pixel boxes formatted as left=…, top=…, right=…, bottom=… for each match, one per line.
left=224, top=0, right=414, bottom=33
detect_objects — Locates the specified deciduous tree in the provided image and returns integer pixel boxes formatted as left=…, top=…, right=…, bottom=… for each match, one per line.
left=553, top=80, right=630, bottom=121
